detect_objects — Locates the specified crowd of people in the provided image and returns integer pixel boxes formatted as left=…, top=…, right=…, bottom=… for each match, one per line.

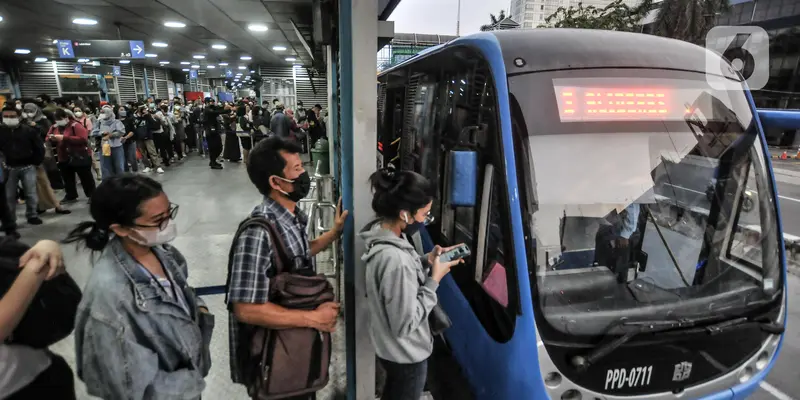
left=0, top=92, right=457, bottom=400
left=0, top=94, right=327, bottom=239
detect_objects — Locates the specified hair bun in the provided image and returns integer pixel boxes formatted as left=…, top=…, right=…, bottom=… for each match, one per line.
left=86, top=225, right=110, bottom=251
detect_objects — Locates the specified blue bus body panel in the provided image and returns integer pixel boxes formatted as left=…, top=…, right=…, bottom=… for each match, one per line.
left=757, top=109, right=800, bottom=130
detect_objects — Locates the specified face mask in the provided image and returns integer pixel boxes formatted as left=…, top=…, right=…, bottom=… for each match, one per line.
left=56, top=119, right=68, bottom=127
left=119, top=110, right=127, bottom=117
left=24, top=112, right=35, bottom=119
left=4, top=118, right=19, bottom=127
left=15, top=104, right=21, bottom=110
left=74, top=111, right=84, bottom=118
left=175, top=105, right=181, bottom=110
left=276, top=171, right=311, bottom=203
left=401, top=212, right=424, bottom=236
left=149, top=103, right=156, bottom=109
left=130, top=220, right=178, bottom=247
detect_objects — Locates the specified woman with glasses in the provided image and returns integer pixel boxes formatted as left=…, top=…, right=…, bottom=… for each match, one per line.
left=359, top=168, right=463, bottom=400
left=64, top=174, right=214, bottom=400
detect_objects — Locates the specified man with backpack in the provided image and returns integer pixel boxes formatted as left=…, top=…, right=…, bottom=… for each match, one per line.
left=0, top=105, right=45, bottom=227
left=226, top=137, right=349, bottom=399
left=133, top=106, right=164, bottom=174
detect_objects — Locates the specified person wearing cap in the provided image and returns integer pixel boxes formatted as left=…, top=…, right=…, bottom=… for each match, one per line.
left=91, top=106, right=126, bottom=181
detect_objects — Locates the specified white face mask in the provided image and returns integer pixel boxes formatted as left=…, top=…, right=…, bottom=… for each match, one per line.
left=74, top=111, right=84, bottom=118
left=4, top=118, right=19, bottom=127
left=24, top=112, right=36, bottom=119
left=15, top=104, right=21, bottom=110
left=130, top=220, right=178, bottom=247
left=56, top=119, right=68, bottom=127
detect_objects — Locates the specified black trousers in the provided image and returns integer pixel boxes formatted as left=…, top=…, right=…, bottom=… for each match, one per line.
left=173, top=138, right=184, bottom=159
left=378, top=358, right=428, bottom=400
left=7, top=352, right=76, bottom=400
left=207, top=134, right=223, bottom=166
left=58, top=162, right=95, bottom=200
left=154, top=132, right=172, bottom=166
left=0, top=179, right=16, bottom=233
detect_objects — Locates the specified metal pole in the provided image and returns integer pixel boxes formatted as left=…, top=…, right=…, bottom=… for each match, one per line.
left=457, top=0, right=462, bottom=36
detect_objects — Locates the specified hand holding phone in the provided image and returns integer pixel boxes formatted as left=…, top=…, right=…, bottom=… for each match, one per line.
left=439, top=244, right=471, bottom=263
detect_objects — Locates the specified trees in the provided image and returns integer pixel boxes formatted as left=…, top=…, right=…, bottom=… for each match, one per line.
left=480, top=10, right=507, bottom=31
left=538, top=0, right=653, bottom=32
left=651, top=0, right=731, bottom=44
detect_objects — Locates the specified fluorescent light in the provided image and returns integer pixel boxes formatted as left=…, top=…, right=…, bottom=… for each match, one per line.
left=180, top=61, right=190, bottom=65
left=191, top=65, right=200, bottom=69
left=152, top=42, right=168, bottom=47
left=212, top=44, right=227, bottom=50
left=52, top=39, right=58, bottom=44
left=34, top=57, right=47, bottom=62
left=164, top=21, right=186, bottom=28
left=273, top=46, right=287, bottom=51
left=0, top=16, right=3, bottom=23
left=182, top=68, right=189, bottom=72
left=15, top=49, right=31, bottom=55
left=236, top=73, right=242, bottom=76
left=234, top=79, right=239, bottom=82
left=91, top=61, right=100, bottom=66
left=248, top=24, right=268, bottom=32
left=238, top=66, right=246, bottom=70
left=207, top=65, right=216, bottom=69
left=240, top=55, right=252, bottom=60
left=285, top=57, right=296, bottom=62
left=72, top=18, right=98, bottom=25
left=119, top=60, right=130, bottom=64
left=159, top=61, right=170, bottom=64
left=145, top=53, right=157, bottom=58
left=193, top=55, right=205, bottom=59
left=218, top=62, right=228, bottom=66
left=77, top=58, right=90, bottom=62
left=250, top=70, right=255, bottom=73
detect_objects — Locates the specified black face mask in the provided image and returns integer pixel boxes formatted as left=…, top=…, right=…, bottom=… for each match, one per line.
left=278, top=171, right=311, bottom=203
left=403, top=221, right=424, bottom=236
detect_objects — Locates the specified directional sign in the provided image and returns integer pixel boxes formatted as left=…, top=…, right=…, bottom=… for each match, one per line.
left=189, top=70, right=198, bottom=80
left=73, top=64, right=82, bottom=74
left=60, top=40, right=147, bottom=59
left=225, top=69, right=233, bottom=78
left=58, top=40, right=75, bottom=58
left=128, top=40, right=145, bottom=59
left=112, top=66, right=121, bottom=76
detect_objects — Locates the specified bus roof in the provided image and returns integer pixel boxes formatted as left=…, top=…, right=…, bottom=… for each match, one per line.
left=380, top=29, right=740, bottom=81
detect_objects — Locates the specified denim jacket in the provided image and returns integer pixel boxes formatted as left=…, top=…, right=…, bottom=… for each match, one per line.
left=74, top=238, right=215, bottom=400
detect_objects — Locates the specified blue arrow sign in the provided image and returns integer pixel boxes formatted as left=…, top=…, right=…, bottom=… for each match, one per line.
left=225, top=69, right=233, bottom=78
left=189, top=70, right=198, bottom=79
left=58, top=40, right=75, bottom=58
left=112, top=66, right=121, bottom=76
left=128, top=40, right=145, bottom=59
left=73, top=64, right=82, bottom=74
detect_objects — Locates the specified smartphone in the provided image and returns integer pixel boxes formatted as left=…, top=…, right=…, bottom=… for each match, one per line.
left=439, top=244, right=471, bottom=263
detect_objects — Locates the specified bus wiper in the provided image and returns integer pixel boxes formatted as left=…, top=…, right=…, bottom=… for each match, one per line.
left=571, top=316, right=784, bottom=371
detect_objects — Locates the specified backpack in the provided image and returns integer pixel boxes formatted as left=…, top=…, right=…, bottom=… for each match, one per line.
left=6, top=127, right=34, bottom=162
left=0, top=238, right=82, bottom=348
left=135, top=118, right=152, bottom=140
left=225, top=217, right=333, bottom=399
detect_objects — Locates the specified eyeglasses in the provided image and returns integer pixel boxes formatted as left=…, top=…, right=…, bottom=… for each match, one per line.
left=134, top=203, right=179, bottom=231
left=423, top=212, right=435, bottom=226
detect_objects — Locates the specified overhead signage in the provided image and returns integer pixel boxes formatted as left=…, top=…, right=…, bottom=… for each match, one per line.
left=73, top=64, right=82, bottom=74
left=225, top=69, right=233, bottom=78
left=112, top=66, right=121, bottom=76
left=55, top=40, right=147, bottom=59
left=80, top=64, right=116, bottom=76
left=189, top=70, right=198, bottom=79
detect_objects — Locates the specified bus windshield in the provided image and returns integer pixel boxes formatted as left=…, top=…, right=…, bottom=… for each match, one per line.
left=509, top=69, right=782, bottom=336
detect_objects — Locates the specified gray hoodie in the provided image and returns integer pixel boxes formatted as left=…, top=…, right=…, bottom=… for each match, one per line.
left=359, top=218, right=439, bottom=364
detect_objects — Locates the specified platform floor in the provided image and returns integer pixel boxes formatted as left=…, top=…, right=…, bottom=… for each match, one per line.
left=19, top=155, right=346, bottom=400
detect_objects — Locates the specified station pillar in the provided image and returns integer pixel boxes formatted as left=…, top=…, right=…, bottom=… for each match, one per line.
left=339, top=0, right=378, bottom=399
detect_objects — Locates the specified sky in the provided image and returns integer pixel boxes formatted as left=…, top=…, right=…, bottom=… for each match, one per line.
left=388, top=0, right=509, bottom=36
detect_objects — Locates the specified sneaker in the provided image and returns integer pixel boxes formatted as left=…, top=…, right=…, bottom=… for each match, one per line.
left=27, top=217, right=43, bottom=225
left=210, top=165, right=223, bottom=170
left=143, top=167, right=152, bottom=173
left=55, top=208, right=72, bottom=215
left=156, top=167, right=165, bottom=174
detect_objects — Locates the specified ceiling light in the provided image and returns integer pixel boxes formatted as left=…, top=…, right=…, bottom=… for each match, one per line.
left=285, top=57, right=296, bottom=62
left=15, top=49, right=32, bottom=55
left=250, top=70, right=255, bottom=73
left=152, top=42, right=168, bottom=47
left=77, top=58, right=90, bottom=62
left=159, top=61, right=169, bottom=64
left=0, top=16, right=3, bottom=23
left=273, top=46, right=287, bottom=51
left=240, top=55, right=252, bottom=60
left=180, top=61, right=190, bottom=65
left=248, top=24, right=268, bottom=32
left=52, top=39, right=58, bottom=44
left=218, top=62, right=228, bottom=66
left=72, top=18, right=98, bottom=25
left=193, top=55, right=205, bottom=59
left=212, top=44, right=227, bottom=50
left=34, top=57, right=47, bottom=63
left=207, top=65, right=216, bottom=69
left=234, top=79, right=239, bottom=82
left=119, top=60, right=130, bottom=64
left=238, top=66, right=246, bottom=70
left=236, top=73, right=242, bottom=76
left=145, top=53, right=157, bottom=58
left=182, top=68, right=189, bottom=72
left=164, top=21, right=186, bottom=28
left=191, top=65, right=200, bottom=69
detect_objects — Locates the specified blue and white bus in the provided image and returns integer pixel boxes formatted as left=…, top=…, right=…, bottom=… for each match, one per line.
left=376, top=29, right=788, bottom=399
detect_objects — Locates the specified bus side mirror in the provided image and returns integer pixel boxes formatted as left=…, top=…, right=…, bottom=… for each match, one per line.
left=758, top=109, right=800, bottom=131
left=448, top=151, right=478, bottom=207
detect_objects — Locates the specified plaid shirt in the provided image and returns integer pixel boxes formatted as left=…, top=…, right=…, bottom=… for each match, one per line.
left=226, top=197, right=315, bottom=384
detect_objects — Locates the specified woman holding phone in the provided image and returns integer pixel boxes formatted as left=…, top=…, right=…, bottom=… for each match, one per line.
left=359, top=168, right=464, bottom=400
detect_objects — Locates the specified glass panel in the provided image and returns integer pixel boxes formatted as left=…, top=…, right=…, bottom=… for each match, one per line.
left=58, top=76, right=100, bottom=92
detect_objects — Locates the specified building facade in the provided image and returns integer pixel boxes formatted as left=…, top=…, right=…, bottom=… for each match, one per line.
left=510, top=0, right=642, bottom=28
